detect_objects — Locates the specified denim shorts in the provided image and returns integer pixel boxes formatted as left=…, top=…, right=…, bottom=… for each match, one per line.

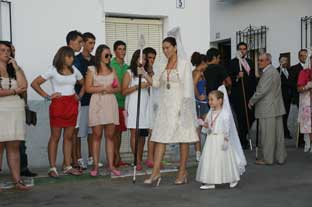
left=195, top=100, right=209, bottom=117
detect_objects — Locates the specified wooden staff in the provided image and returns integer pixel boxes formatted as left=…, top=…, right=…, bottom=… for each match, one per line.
left=238, top=54, right=253, bottom=151
left=133, top=35, right=145, bottom=184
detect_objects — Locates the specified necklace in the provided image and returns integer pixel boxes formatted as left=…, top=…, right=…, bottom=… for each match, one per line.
left=166, top=69, right=173, bottom=89
left=165, top=60, right=177, bottom=90
left=207, top=110, right=221, bottom=135
left=0, top=73, right=11, bottom=89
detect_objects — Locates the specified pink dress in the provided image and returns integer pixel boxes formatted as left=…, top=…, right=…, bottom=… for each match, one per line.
left=297, top=69, right=312, bottom=133
left=88, top=66, right=119, bottom=127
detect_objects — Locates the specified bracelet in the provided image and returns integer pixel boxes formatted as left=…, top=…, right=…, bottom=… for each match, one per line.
left=44, top=95, right=51, bottom=101
left=15, top=67, right=21, bottom=72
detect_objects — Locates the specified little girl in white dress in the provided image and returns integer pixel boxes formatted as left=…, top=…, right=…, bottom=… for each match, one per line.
left=196, top=85, right=246, bottom=190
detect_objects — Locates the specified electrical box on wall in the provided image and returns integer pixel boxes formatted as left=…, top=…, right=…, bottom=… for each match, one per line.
left=216, top=32, right=221, bottom=39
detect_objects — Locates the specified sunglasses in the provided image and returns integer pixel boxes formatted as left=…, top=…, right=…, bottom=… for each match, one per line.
left=105, top=54, right=112, bottom=58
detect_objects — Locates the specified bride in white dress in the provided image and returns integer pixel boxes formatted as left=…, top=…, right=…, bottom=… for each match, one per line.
left=141, top=27, right=198, bottom=186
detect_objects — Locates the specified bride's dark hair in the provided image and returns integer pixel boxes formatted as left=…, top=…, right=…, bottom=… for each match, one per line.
left=162, top=37, right=177, bottom=47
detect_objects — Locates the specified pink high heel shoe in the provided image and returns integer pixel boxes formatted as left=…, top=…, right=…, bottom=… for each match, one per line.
left=90, top=169, right=99, bottom=177
left=110, top=168, right=121, bottom=176
left=136, top=164, right=143, bottom=171
left=145, top=160, right=154, bottom=168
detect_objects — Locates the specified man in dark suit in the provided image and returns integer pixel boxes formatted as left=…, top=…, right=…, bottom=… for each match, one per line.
left=228, top=42, right=257, bottom=149
left=277, top=56, right=292, bottom=139
left=289, top=49, right=308, bottom=106
left=289, top=49, right=308, bottom=147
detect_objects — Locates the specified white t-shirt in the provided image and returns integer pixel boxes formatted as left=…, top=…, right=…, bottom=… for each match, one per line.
left=41, top=66, right=83, bottom=96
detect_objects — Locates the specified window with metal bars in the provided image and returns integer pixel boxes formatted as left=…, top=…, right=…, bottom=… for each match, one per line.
left=301, top=16, right=312, bottom=49
left=236, top=25, right=268, bottom=73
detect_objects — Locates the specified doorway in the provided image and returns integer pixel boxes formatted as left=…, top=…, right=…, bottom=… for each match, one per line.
left=218, top=39, right=231, bottom=69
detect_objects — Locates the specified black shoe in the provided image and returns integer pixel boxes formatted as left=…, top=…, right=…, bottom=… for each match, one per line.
left=284, top=132, right=292, bottom=139
left=242, top=143, right=250, bottom=150
left=21, top=169, right=38, bottom=177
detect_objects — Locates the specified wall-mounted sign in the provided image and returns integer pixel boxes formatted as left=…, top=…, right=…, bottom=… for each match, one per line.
left=176, top=0, right=185, bottom=9
left=216, top=32, right=221, bottom=39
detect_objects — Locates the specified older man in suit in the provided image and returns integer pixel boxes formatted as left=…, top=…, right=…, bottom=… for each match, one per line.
left=248, top=53, right=287, bottom=165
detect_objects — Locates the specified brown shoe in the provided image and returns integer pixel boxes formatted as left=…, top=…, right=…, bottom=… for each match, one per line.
left=255, top=160, right=271, bottom=165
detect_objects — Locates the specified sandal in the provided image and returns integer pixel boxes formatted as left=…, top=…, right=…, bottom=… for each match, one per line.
left=63, top=166, right=82, bottom=176
left=109, top=168, right=121, bottom=176
left=72, top=164, right=83, bottom=172
left=15, top=180, right=31, bottom=191
left=48, top=167, right=59, bottom=178
left=90, top=168, right=99, bottom=177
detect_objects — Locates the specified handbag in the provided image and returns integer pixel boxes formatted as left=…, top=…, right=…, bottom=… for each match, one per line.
left=25, top=105, right=37, bottom=126
left=22, top=91, right=37, bottom=126
left=111, top=78, right=118, bottom=88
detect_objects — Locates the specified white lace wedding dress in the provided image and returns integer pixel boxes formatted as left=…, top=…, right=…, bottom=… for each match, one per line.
left=150, top=59, right=198, bottom=143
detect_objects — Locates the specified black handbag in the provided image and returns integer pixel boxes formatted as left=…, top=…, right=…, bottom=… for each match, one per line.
left=22, top=91, right=37, bottom=126
left=25, top=105, right=37, bottom=126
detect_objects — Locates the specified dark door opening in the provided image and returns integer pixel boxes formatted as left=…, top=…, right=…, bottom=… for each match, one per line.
left=218, top=40, right=231, bottom=69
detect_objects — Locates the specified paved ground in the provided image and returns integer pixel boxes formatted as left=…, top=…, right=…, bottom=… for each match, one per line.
left=0, top=147, right=311, bottom=207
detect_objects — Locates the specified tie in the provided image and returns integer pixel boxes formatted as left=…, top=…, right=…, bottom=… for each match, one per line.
left=281, top=67, right=289, bottom=79
left=241, top=58, right=251, bottom=75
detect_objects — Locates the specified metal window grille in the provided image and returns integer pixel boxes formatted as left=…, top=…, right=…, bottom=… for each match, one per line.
left=236, top=25, right=268, bottom=70
left=301, top=16, right=312, bottom=49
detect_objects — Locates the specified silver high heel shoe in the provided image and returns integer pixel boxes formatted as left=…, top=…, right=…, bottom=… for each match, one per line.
left=144, top=175, right=162, bottom=187
left=174, top=174, right=188, bottom=185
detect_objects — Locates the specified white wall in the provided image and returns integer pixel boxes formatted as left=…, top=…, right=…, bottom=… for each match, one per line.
left=7, top=0, right=210, bottom=100
left=210, top=0, right=312, bottom=66
left=10, top=0, right=105, bottom=100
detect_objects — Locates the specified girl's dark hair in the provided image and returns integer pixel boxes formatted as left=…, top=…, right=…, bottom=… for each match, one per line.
left=52, top=46, right=74, bottom=74
left=95, top=44, right=112, bottom=73
left=0, top=41, right=16, bottom=79
left=162, top=37, right=177, bottom=47
left=129, top=49, right=143, bottom=77
left=191, top=52, right=208, bottom=66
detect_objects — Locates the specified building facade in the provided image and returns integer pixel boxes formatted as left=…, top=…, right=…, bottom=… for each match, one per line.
left=0, top=0, right=210, bottom=168
left=210, top=0, right=312, bottom=67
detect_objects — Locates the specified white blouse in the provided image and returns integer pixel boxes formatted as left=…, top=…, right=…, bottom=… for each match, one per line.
left=41, top=66, right=83, bottom=96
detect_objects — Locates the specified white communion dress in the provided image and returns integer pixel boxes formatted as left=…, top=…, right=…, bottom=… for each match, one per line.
left=196, top=85, right=246, bottom=184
